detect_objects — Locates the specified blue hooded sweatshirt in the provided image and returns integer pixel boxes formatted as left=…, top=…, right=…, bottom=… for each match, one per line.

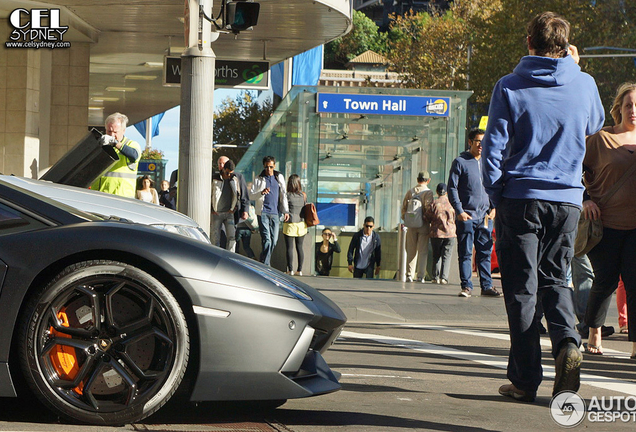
left=481, top=55, right=605, bottom=207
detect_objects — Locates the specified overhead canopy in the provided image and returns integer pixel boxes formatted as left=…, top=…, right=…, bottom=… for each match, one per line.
left=0, top=0, right=352, bottom=126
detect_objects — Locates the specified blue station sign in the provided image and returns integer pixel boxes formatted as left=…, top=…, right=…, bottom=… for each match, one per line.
left=316, top=93, right=451, bottom=117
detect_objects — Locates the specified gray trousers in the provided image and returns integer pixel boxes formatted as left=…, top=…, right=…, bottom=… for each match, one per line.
left=211, top=212, right=236, bottom=251
left=431, top=237, right=455, bottom=281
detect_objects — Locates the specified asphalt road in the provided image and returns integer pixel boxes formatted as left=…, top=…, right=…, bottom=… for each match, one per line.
left=1, top=276, right=635, bottom=432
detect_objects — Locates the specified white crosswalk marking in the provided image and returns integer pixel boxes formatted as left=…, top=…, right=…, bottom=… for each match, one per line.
left=341, top=327, right=636, bottom=397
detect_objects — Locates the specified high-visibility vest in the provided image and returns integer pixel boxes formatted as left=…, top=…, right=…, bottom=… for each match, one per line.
left=92, top=137, right=141, bottom=198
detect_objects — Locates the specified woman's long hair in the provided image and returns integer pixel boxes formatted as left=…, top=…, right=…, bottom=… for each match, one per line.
left=287, top=174, right=302, bottom=194
left=610, top=82, right=636, bottom=125
left=137, top=174, right=154, bottom=190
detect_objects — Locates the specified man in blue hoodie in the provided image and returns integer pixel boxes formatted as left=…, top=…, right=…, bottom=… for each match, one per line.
left=448, top=128, right=499, bottom=298
left=482, top=12, right=605, bottom=402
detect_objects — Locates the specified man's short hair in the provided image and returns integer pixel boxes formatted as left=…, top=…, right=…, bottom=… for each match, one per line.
left=223, top=159, right=235, bottom=172
left=417, top=171, right=430, bottom=182
left=105, top=112, right=128, bottom=129
left=364, top=216, right=374, bottom=225
left=263, top=156, right=276, bottom=165
left=527, top=11, right=570, bottom=58
left=468, top=128, right=485, bottom=141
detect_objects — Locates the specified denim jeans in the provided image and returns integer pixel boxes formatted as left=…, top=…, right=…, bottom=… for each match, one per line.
left=210, top=212, right=235, bottom=251
left=495, top=198, right=580, bottom=393
left=456, top=216, right=493, bottom=290
left=585, top=227, right=636, bottom=342
left=235, top=226, right=255, bottom=259
left=353, top=264, right=375, bottom=279
left=258, top=213, right=280, bottom=266
left=571, top=254, right=593, bottom=333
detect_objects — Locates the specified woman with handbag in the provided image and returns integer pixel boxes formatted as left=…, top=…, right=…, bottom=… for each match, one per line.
left=583, top=82, right=636, bottom=358
left=283, top=174, right=308, bottom=275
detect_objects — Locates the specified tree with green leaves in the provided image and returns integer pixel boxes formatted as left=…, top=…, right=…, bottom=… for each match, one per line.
left=213, top=91, right=273, bottom=163
left=469, top=0, right=636, bottom=121
left=386, top=9, right=470, bottom=89
left=325, top=10, right=389, bottom=68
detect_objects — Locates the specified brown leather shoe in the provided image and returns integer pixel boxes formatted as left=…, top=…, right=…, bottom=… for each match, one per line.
left=498, top=383, right=536, bottom=402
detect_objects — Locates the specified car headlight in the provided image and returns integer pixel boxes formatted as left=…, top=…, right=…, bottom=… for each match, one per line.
left=229, top=258, right=312, bottom=301
left=151, top=224, right=211, bottom=244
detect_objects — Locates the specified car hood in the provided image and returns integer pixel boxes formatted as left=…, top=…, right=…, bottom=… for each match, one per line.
left=0, top=175, right=197, bottom=227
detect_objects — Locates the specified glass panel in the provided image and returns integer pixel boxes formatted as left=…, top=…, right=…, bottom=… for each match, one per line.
left=236, top=86, right=472, bottom=277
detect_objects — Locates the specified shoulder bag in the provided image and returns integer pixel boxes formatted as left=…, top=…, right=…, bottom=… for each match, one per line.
left=300, top=192, right=320, bottom=227
left=575, top=161, right=636, bottom=257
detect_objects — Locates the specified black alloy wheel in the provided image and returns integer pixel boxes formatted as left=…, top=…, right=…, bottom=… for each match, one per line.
left=18, top=260, right=189, bottom=426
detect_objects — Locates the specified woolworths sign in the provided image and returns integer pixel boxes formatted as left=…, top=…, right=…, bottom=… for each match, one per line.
left=163, top=56, right=269, bottom=90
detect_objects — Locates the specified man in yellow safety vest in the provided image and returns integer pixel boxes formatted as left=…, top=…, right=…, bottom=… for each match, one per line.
left=91, top=113, right=141, bottom=198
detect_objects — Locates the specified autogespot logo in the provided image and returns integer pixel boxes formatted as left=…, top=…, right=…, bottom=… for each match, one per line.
left=551, top=391, right=586, bottom=428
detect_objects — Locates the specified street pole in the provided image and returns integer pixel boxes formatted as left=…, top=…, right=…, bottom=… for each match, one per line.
left=178, top=0, right=216, bottom=235
left=145, top=117, right=152, bottom=151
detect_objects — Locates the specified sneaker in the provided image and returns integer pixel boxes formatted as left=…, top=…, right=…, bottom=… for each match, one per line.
left=406, top=277, right=413, bottom=282
left=440, top=279, right=448, bottom=285
left=481, top=288, right=503, bottom=297
left=296, top=271, right=303, bottom=276
left=499, top=383, right=536, bottom=402
left=420, top=278, right=427, bottom=283
left=433, top=278, right=440, bottom=284
left=553, top=340, right=582, bottom=396
left=458, top=288, right=471, bottom=298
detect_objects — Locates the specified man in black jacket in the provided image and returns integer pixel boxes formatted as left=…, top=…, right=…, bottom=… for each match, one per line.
left=347, top=216, right=381, bottom=278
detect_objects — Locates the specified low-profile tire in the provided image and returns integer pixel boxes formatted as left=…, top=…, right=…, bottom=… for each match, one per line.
left=18, top=260, right=189, bottom=426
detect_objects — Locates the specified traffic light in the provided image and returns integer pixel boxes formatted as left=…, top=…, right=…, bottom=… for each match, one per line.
left=225, top=1, right=260, bottom=33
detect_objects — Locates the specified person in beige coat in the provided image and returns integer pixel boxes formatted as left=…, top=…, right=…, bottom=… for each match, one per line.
left=401, top=171, right=434, bottom=282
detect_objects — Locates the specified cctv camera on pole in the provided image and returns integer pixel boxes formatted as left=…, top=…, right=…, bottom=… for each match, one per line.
left=225, top=0, right=260, bottom=33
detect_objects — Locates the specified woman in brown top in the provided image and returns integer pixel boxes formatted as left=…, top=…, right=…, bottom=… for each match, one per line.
left=583, top=82, right=636, bottom=358
left=428, top=183, right=456, bottom=284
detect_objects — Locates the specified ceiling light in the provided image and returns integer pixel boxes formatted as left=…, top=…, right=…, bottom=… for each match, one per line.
left=143, top=61, right=163, bottom=68
left=105, top=86, right=137, bottom=92
left=124, top=74, right=158, bottom=81
left=88, top=106, right=105, bottom=110
left=91, top=97, right=120, bottom=102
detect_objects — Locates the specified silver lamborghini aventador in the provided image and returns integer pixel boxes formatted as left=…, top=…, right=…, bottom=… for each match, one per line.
left=0, top=179, right=346, bottom=426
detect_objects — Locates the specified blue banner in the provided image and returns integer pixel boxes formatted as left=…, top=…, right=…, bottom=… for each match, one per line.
left=133, top=112, right=165, bottom=138
left=316, top=93, right=450, bottom=117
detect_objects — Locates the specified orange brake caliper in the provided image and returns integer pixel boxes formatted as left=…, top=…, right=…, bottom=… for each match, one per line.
left=49, top=310, right=84, bottom=394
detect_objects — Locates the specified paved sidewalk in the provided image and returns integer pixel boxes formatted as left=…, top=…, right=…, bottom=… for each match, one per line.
left=306, top=274, right=619, bottom=328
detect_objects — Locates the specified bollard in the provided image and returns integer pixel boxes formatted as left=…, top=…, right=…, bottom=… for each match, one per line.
left=397, top=223, right=408, bottom=282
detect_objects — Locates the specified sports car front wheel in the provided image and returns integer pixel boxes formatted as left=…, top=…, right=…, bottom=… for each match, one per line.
left=18, top=260, right=189, bottom=426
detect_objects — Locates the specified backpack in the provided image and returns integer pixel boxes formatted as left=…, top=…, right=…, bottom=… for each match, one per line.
left=404, top=189, right=428, bottom=228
